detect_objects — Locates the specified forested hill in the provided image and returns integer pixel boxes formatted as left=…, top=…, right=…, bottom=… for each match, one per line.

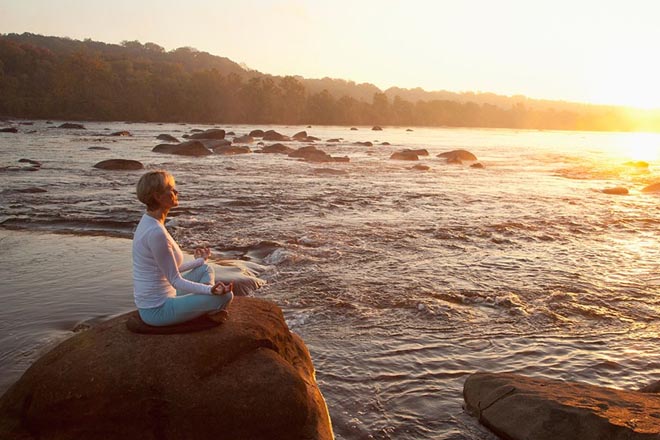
left=1, top=32, right=658, bottom=131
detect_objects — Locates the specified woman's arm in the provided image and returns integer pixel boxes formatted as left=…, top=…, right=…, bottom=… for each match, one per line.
left=147, top=228, right=212, bottom=295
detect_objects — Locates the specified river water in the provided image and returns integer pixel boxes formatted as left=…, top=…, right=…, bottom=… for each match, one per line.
left=1, top=121, right=660, bottom=439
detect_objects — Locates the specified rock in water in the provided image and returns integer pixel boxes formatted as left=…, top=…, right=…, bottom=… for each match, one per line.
left=152, top=140, right=213, bottom=156
left=93, top=159, right=144, bottom=170
left=463, top=372, right=660, bottom=440
left=0, top=297, right=333, bottom=440
left=437, top=149, right=477, bottom=161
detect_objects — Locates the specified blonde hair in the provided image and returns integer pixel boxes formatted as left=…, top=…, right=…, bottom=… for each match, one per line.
left=136, top=170, right=174, bottom=210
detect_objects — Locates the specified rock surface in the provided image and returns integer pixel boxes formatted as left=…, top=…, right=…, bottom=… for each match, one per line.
left=152, top=140, right=213, bottom=156
left=642, top=182, right=660, bottom=193
left=390, top=151, right=419, bottom=161
left=157, top=134, right=179, bottom=142
left=93, top=159, right=144, bottom=171
left=603, top=187, right=629, bottom=195
left=188, top=128, right=226, bottom=140
left=464, top=372, right=660, bottom=440
left=0, top=297, right=333, bottom=440
left=438, top=149, right=477, bottom=161
left=58, top=123, right=85, bottom=129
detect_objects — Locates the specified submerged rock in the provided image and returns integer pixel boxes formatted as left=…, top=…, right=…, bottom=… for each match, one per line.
left=260, top=143, right=294, bottom=154
left=189, top=128, right=226, bottom=140
left=0, top=297, right=333, bottom=440
left=642, top=182, right=660, bottom=193
left=0, top=127, right=18, bottom=133
left=58, top=123, right=86, bottom=129
left=464, top=372, right=660, bottom=440
left=93, top=159, right=144, bottom=171
left=156, top=134, right=179, bottom=142
left=263, top=130, right=290, bottom=142
left=233, top=135, right=254, bottom=144
left=249, top=129, right=265, bottom=137
left=372, top=126, right=383, bottom=131
left=152, top=140, right=213, bottom=156
left=471, top=163, right=485, bottom=169
left=289, top=146, right=348, bottom=163
left=438, top=149, right=477, bottom=162
left=411, top=164, right=430, bottom=171
left=390, top=151, right=419, bottom=161
left=603, top=187, right=629, bottom=195
left=109, top=131, right=132, bottom=137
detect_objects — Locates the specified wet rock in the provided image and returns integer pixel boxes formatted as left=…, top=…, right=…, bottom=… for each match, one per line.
left=88, top=146, right=111, bottom=151
left=464, top=372, right=660, bottom=440
left=249, top=129, right=265, bottom=137
left=640, top=381, right=660, bottom=393
left=18, top=159, right=41, bottom=167
left=15, top=187, right=47, bottom=193
left=407, top=148, right=429, bottom=156
left=157, top=134, right=179, bottom=142
left=390, top=151, right=419, bottom=161
left=381, top=142, right=391, bottom=145
left=353, top=141, right=373, bottom=147
left=292, top=131, right=308, bottom=140
left=406, top=128, right=414, bottom=132
left=263, top=130, right=290, bottom=142
left=326, top=138, right=341, bottom=143
left=260, top=143, right=294, bottom=154
left=602, top=187, right=629, bottom=195
left=0, top=127, right=18, bottom=133
left=213, top=145, right=251, bottom=155
left=93, top=159, right=144, bottom=171
left=471, top=163, right=485, bottom=169
left=642, top=182, right=660, bottom=193
left=0, top=297, right=333, bottom=440
left=289, top=146, right=333, bottom=163
left=372, top=126, right=383, bottom=131
left=438, top=149, right=477, bottom=162
left=447, top=157, right=462, bottom=165
left=189, top=129, right=226, bottom=140
left=109, top=131, right=132, bottom=137
left=190, top=128, right=204, bottom=133
left=350, top=127, right=358, bottom=131
left=152, top=140, right=213, bottom=156
left=58, top=123, right=86, bottom=129
left=233, top=135, right=254, bottom=144
left=411, top=164, right=430, bottom=171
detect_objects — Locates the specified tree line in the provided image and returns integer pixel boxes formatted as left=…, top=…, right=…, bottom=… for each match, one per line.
left=1, top=33, right=658, bottom=132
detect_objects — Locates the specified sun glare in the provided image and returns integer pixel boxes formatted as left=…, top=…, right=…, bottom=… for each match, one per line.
left=621, top=133, right=660, bottom=162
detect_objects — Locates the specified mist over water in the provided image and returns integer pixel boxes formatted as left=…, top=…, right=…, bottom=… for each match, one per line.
left=2, top=122, right=660, bottom=439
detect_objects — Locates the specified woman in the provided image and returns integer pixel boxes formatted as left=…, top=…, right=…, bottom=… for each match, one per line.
left=132, top=170, right=233, bottom=326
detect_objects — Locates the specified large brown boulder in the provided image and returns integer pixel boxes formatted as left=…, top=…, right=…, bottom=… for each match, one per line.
left=464, top=372, right=660, bottom=440
left=152, top=140, right=213, bottom=156
left=438, top=149, right=477, bottom=161
left=93, top=159, right=144, bottom=170
left=0, top=297, right=333, bottom=440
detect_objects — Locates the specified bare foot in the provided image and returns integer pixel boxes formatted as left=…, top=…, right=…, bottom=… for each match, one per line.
left=207, top=309, right=229, bottom=324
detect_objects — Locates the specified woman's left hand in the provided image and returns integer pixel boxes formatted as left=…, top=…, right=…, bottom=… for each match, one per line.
left=194, top=247, right=211, bottom=261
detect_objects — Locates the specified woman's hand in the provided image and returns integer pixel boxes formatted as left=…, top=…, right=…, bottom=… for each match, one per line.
left=194, top=247, right=211, bottom=261
left=211, top=281, right=233, bottom=295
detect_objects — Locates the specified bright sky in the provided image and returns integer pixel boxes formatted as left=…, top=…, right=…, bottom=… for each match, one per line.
left=2, top=0, right=660, bottom=109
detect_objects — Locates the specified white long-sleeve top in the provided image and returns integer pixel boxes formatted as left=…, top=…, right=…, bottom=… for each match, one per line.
left=132, top=214, right=211, bottom=308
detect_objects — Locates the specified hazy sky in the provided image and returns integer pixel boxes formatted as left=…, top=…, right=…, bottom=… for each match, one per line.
left=2, top=0, right=660, bottom=108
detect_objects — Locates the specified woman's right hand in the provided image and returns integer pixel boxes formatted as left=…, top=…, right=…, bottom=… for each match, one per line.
left=194, top=247, right=211, bottom=261
left=211, top=281, right=233, bottom=295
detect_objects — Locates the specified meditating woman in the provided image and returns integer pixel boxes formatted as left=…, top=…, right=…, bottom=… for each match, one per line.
left=132, top=170, right=233, bottom=326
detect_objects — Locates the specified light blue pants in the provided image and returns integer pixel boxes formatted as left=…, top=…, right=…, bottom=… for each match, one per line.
left=139, top=264, right=233, bottom=326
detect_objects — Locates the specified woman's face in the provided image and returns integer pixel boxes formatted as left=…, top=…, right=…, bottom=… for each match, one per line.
left=155, top=176, right=179, bottom=209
